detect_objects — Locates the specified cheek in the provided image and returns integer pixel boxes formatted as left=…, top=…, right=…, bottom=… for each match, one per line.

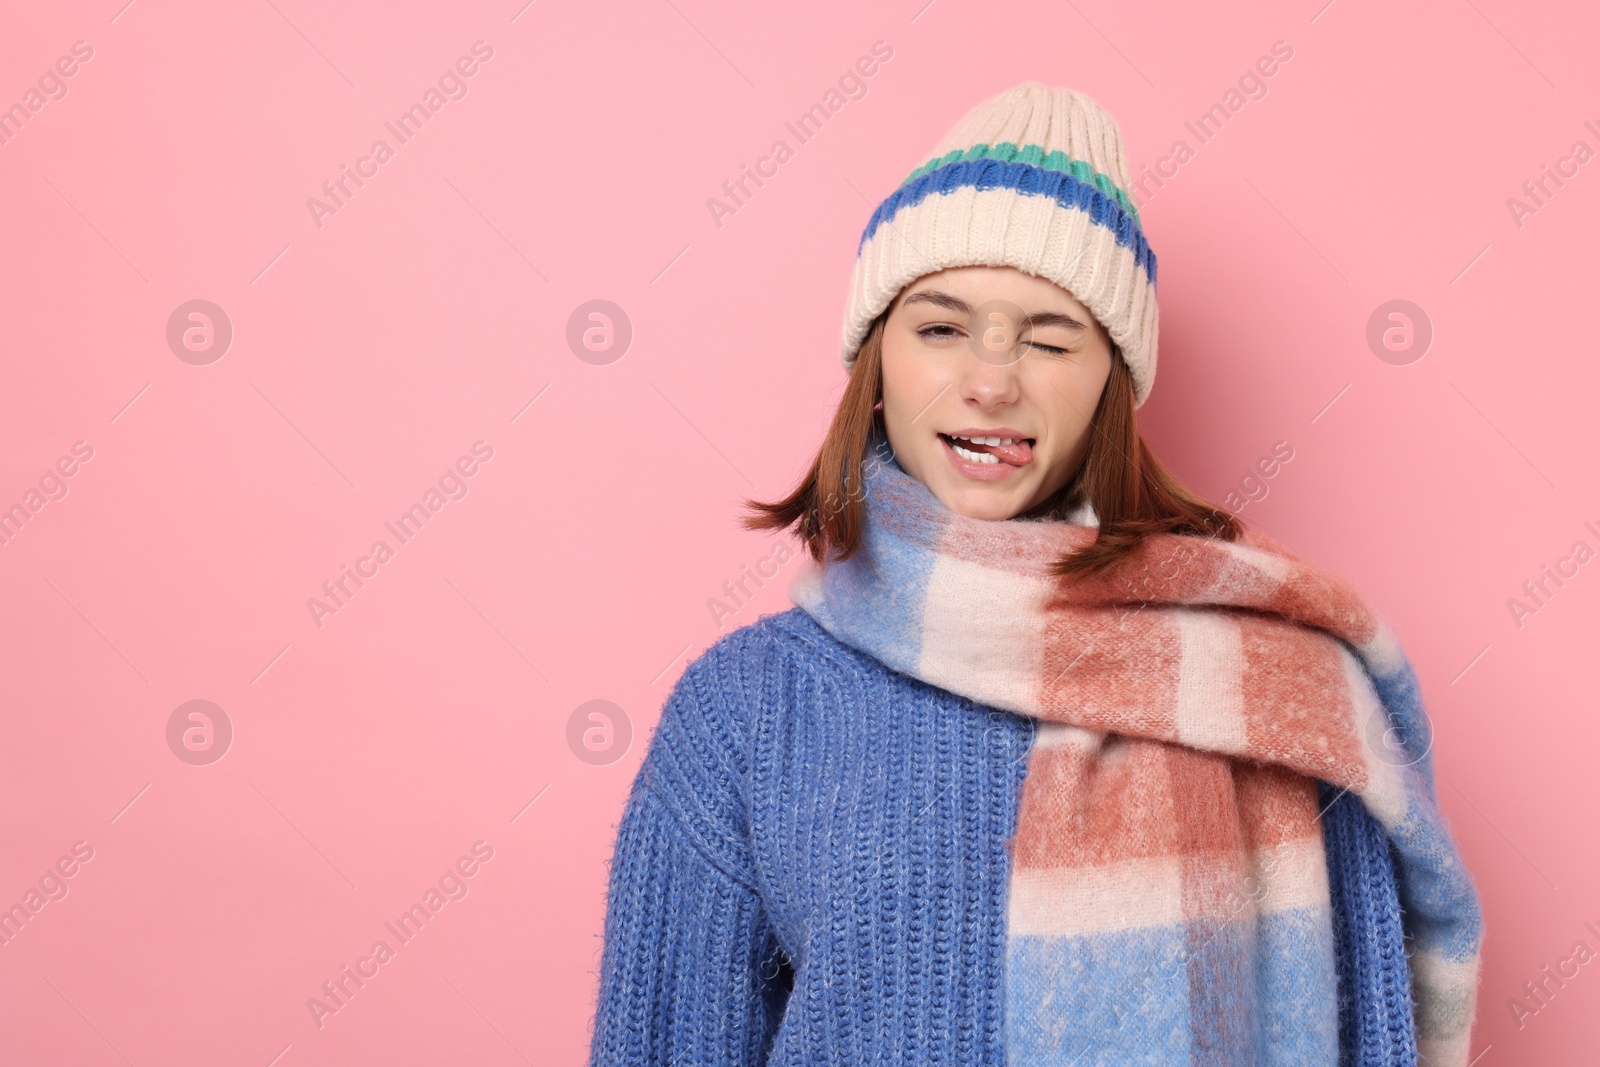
left=1040, top=425, right=1092, bottom=474
left=1030, top=357, right=1110, bottom=471
left=879, top=337, right=938, bottom=412
left=1038, top=363, right=1107, bottom=432
left=876, top=339, right=934, bottom=463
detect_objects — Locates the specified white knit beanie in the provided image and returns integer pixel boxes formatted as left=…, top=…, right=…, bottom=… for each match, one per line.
left=840, top=82, right=1160, bottom=406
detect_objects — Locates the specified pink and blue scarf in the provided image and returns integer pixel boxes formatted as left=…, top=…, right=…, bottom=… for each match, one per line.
left=787, top=433, right=1483, bottom=1065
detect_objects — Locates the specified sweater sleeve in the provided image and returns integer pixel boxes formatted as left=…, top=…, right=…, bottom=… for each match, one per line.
left=586, top=649, right=791, bottom=1067
left=1318, top=779, right=1418, bottom=1067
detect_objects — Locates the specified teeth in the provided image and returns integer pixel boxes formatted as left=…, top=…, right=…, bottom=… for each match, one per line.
left=951, top=434, right=1019, bottom=445
left=950, top=440, right=1000, bottom=464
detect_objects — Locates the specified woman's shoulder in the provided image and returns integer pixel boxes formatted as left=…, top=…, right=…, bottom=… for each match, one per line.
left=681, top=604, right=849, bottom=683
left=653, top=608, right=819, bottom=761
left=661, top=605, right=891, bottom=754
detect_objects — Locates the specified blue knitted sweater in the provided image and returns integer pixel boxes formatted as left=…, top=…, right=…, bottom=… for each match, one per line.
left=587, top=606, right=1417, bottom=1065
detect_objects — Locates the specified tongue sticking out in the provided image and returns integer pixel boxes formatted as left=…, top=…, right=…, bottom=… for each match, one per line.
left=948, top=436, right=1033, bottom=465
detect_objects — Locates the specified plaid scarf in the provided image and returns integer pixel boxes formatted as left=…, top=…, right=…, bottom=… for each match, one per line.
left=787, top=432, right=1482, bottom=1066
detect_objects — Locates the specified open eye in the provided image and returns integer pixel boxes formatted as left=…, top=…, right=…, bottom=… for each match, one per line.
left=915, top=323, right=964, bottom=343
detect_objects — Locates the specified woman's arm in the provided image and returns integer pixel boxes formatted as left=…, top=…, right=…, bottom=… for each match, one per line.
left=1319, top=779, right=1418, bottom=1066
left=586, top=652, right=790, bottom=1066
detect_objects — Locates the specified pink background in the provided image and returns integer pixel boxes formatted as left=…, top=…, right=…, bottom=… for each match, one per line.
left=1, top=0, right=1596, bottom=1062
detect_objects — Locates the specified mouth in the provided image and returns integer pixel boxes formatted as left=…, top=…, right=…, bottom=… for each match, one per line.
left=937, top=432, right=1035, bottom=468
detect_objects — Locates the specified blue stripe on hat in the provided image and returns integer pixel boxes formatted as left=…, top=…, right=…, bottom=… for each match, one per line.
left=857, top=158, right=1158, bottom=287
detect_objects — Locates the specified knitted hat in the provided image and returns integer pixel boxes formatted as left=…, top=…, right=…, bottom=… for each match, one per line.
left=840, top=82, right=1160, bottom=406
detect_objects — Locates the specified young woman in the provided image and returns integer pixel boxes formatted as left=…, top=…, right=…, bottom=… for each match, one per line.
left=586, top=83, right=1483, bottom=1066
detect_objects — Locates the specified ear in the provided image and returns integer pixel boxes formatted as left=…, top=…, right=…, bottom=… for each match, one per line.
left=873, top=400, right=884, bottom=411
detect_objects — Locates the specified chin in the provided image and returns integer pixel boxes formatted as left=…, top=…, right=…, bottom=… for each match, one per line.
left=936, top=484, right=1030, bottom=522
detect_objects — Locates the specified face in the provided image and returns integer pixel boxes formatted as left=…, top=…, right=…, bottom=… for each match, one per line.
left=878, top=265, right=1115, bottom=521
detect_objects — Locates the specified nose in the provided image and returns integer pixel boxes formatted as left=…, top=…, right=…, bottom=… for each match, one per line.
left=955, top=340, right=1024, bottom=408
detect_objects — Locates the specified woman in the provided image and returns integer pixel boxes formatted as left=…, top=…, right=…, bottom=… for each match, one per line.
left=586, top=83, right=1483, bottom=1066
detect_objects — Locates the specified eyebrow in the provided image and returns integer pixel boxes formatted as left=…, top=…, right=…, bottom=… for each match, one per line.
left=901, top=288, right=1089, bottom=331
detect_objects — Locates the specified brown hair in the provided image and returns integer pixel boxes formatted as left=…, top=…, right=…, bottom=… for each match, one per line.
left=741, top=311, right=1244, bottom=580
